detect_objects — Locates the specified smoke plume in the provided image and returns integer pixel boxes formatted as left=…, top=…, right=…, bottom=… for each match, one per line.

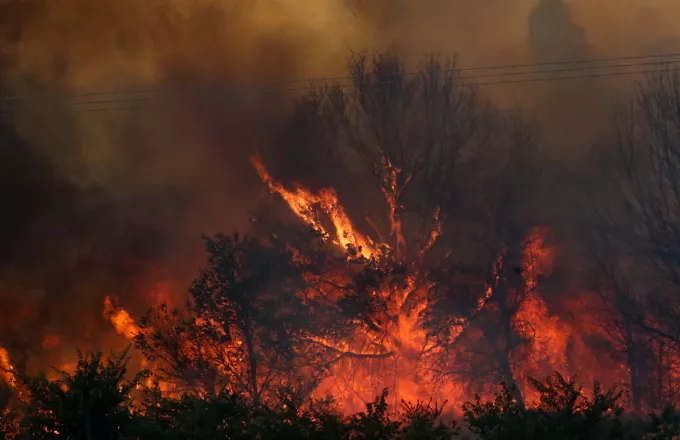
left=0, top=0, right=679, bottom=377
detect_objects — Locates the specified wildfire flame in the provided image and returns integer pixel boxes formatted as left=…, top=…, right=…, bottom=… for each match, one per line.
left=96, top=159, right=624, bottom=414
left=0, top=347, right=16, bottom=387
left=252, top=154, right=380, bottom=259
left=104, top=296, right=140, bottom=340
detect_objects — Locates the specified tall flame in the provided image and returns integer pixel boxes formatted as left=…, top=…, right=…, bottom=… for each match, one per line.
left=252, top=155, right=380, bottom=259
left=96, top=160, right=623, bottom=413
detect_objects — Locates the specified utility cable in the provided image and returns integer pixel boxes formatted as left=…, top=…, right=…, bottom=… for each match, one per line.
left=1, top=51, right=679, bottom=104
left=0, top=62, right=678, bottom=115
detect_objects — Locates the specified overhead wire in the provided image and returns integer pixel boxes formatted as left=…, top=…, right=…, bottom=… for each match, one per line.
left=4, top=50, right=678, bottom=102
left=0, top=53, right=679, bottom=115
left=6, top=57, right=680, bottom=110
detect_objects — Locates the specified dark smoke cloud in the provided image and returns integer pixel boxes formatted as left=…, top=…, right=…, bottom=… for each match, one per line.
left=529, top=0, right=590, bottom=62
left=526, top=0, right=609, bottom=162
left=0, top=0, right=353, bottom=371
left=0, top=0, right=680, bottom=373
left=356, top=0, right=680, bottom=160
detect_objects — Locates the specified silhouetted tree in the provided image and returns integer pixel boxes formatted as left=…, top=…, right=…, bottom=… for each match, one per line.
left=587, top=252, right=659, bottom=411
left=257, top=51, right=547, bottom=408
left=19, top=349, right=145, bottom=440
left=589, top=68, right=680, bottom=405
left=322, top=52, right=484, bottom=258
left=136, top=388, right=254, bottom=440
left=347, top=389, right=400, bottom=440
left=464, top=372, right=624, bottom=440
left=646, top=406, right=680, bottom=440
left=135, top=228, right=383, bottom=403
left=398, top=398, right=459, bottom=440
left=2, top=346, right=674, bottom=440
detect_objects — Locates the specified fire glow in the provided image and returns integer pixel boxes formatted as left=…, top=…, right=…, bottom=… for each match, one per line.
left=0, top=142, right=636, bottom=416
left=80, top=156, right=612, bottom=413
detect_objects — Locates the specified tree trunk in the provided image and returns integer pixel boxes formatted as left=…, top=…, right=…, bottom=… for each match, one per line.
left=499, top=354, right=525, bottom=409
left=243, top=320, right=260, bottom=404
left=493, top=276, right=525, bottom=409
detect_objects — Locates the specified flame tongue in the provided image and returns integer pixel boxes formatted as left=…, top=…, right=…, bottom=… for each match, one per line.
left=104, top=296, right=140, bottom=340
left=252, top=155, right=380, bottom=259
left=97, top=158, right=580, bottom=414
left=0, top=347, right=16, bottom=387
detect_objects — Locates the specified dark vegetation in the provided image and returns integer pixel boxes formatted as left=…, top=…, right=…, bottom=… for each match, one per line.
left=3, top=52, right=680, bottom=439
left=0, top=351, right=678, bottom=439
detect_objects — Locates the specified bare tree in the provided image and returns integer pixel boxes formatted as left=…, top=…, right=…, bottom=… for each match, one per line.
left=588, top=67, right=680, bottom=408
left=598, top=69, right=680, bottom=337
left=251, top=52, right=548, bottom=407
left=590, top=254, right=659, bottom=410
left=323, top=52, right=483, bottom=259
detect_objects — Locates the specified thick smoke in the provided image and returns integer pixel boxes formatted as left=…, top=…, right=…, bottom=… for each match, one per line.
left=0, top=0, right=680, bottom=374
left=0, top=0, right=374, bottom=372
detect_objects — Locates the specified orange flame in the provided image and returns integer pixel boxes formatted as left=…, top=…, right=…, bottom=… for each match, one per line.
left=0, top=347, right=16, bottom=387
left=252, top=155, right=380, bottom=259
left=103, top=296, right=140, bottom=340
left=95, top=158, right=611, bottom=415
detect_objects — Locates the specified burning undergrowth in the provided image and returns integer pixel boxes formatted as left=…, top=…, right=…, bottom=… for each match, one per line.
left=5, top=53, right=628, bottom=415
left=3, top=47, right=680, bottom=418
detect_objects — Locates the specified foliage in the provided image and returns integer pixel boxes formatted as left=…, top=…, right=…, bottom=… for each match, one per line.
left=135, top=231, right=364, bottom=403
left=4, top=350, right=680, bottom=439
left=463, top=372, right=624, bottom=440
left=347, top=389, right=400, bottom=440
left=398, top=398, right=459, bottom=440
left=136, top=388, right=253, bottom=440
left=645, top=406, right=680, bottom=440
left=18, top=349, right=145, bottom=440
left=131, top=381, right=460, bottom=440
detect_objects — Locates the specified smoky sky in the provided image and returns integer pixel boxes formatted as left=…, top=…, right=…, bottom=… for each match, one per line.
left=1, top=0, right=680, bottom=373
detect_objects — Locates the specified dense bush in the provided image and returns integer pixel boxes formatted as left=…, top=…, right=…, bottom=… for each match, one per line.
left=463, top=374, right=625, bottom=440
left=0, top=351, right=678, bottom=439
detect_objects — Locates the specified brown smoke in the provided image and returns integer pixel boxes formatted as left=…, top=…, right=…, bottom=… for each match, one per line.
left=0, top=0, right=679, bottom=375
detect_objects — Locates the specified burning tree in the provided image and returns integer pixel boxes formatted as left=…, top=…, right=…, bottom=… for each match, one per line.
left=249, top=52, right=560, bottom=409
left=18, top=350, right=144, bottom=440
left=103, top=51, right=565, bottom=412
left=419, top=115, right=548, bottom=409
left=325, top=52, right=482, bottom=256
left=134, top=229, right=384, bottom=403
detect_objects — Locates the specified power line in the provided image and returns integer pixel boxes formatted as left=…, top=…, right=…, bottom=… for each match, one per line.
left=0, top=63, right=677, bottom=116
left=291, top=51, right=680, bottom=83
left=1, top=51, right=680, bottom=105
left=460, top=59, right=680, bottom=80
left=466, top=65, right=677, bottom=87
left=0, top=65, right=672, bottom=115
left=4, top=57, right=677, bottom=111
